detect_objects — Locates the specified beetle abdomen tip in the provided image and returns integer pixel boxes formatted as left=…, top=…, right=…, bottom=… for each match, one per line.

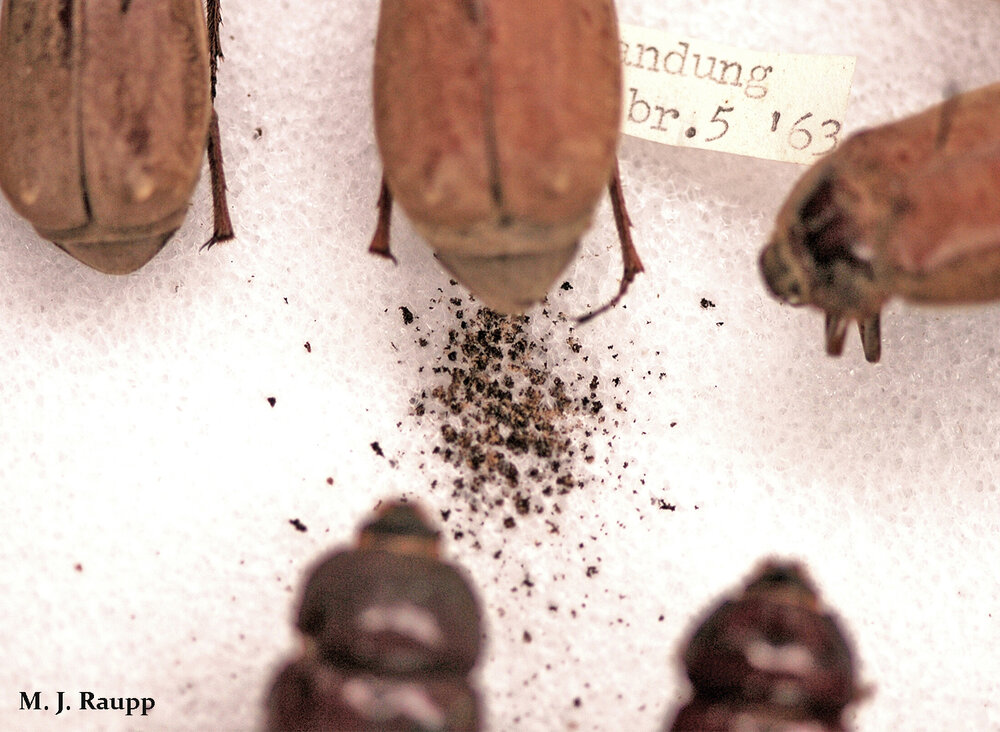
left=437, top=244, right=578, bottom=313
left=54, top=231, right=174, bottom=274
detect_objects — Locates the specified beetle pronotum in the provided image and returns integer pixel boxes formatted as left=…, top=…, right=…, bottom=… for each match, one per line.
left=0, top=0, right=234, bottom=274
left=266, top=501, right=484, bottom=731
left=368, top=0, right=643, bottom=319
left=667, top=561, right=864, bottom=731
left=760, top=83, right=1000, bottom=362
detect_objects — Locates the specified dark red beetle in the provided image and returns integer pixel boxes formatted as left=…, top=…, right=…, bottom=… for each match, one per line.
left=267, top=502, right=483, bottom=731
left=667, top=561, right=865, bottom=731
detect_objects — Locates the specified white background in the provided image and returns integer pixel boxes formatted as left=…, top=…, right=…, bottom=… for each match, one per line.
left=2, top=1, right=1000, bottom=730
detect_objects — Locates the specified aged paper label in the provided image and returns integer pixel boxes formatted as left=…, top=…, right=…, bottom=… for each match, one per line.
left=620, top=24, right=856, bottom=164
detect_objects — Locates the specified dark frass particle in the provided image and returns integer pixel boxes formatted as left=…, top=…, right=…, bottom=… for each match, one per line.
left=267, top=397, right=277, bottom=407
left=514, top=494, right=530, bottom=515
left=289, top=518, right=307, bottom=533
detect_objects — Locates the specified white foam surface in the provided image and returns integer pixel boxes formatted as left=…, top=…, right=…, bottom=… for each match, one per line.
left=2, top=1, right=1000, bottom=730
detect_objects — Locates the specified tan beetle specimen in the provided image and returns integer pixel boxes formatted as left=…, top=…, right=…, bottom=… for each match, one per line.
left=760, top=83, right=1000, bottom=362
left=0, top=0, right=234, bottom=274
left=368, top=0, right=642, bottom=318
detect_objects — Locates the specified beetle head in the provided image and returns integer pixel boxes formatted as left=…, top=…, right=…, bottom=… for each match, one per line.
left=358, top=501, right=441, bottom=560
left=742, top=560, right=821, bottom=612
left=760, top=172, right=886, bottom=362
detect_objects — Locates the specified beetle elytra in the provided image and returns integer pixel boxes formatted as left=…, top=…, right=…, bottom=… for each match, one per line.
left=368, top=0, right=642, bottom=318
left=0, top=0, right=234, bottom=274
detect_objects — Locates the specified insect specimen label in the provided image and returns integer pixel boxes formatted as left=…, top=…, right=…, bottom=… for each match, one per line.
left=620, top=24, right=856, bottom=164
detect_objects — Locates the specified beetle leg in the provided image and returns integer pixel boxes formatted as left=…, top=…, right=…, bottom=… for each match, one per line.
left=824, top=312, right=848, bottom=356
left=933, top=83, right=961, bottom=150
left=608, top=158, right=645, bottom=287
left=201, top=0, right=235, bottom=250
left=576, top=158, right=644, bottom=323
left=368, top=177, right=398, bottom=264
left=858, top=313, right=881, bottom=363
left=202, top=110, right=236, bottom=249
left=206, top=0, right=224, bottom=99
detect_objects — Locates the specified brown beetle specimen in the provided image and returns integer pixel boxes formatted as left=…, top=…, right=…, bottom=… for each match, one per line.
left=0, top=0, right=234, bottom=274
left=760, top=83, right=1000, bottom=362
left=266, top=501, right=484, bottom=732
left=667, top=561, right=864, bottom=731
left=368, top=0, right=643, bottom=317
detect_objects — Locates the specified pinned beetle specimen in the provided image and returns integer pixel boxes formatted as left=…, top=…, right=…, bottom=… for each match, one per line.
left=267, top=501, right=484, bottom=731
left=761, top=83, right=1000, bottom=362
left=667, top=561, right=864, bottom=731
left=368, top=0, right=643, bottom=318
left=0, top=0, right=234, bottom=274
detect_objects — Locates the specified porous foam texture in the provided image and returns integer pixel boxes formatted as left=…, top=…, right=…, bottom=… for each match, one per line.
left=2, top=1, right=1000, bottom=730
